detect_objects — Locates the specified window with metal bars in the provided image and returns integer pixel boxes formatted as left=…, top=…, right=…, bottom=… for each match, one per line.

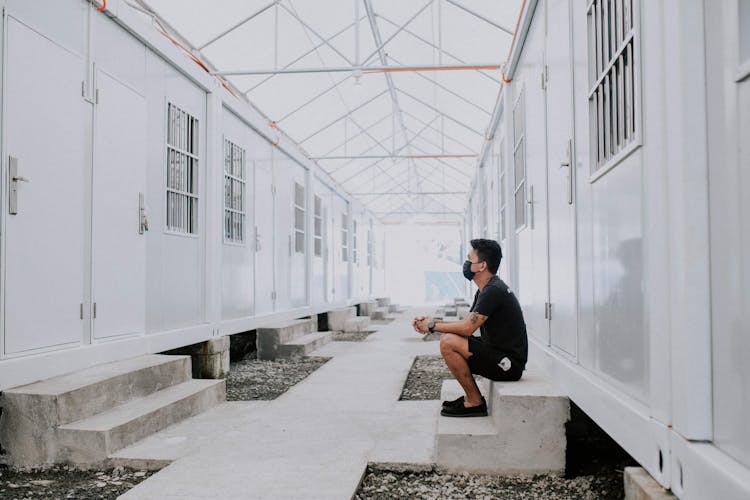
left=352, top=220, right=358, bottom=264
left=513, top=91, right=527, bottom=230
left=313, top=195, right=323, bottom=257
left=224, top=139, right=245, bottom=243
left=294, top=182, right=305, bottom=253
left=587, top=0, right=639, bottom=172
left=166, top=102, right=199, bottom=234
left=341, top=213, right=349, bottom=262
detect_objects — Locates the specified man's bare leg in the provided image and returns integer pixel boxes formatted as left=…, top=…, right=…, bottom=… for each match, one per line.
left=440, top=333, right=483, bottom=407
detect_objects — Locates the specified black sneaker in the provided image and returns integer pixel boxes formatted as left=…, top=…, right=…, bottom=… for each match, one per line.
left=440, top=399, right=488, bottom=417
left=441, top=396, right=464, bottom=408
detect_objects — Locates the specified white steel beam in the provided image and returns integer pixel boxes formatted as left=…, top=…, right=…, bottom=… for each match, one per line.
left=444, top=0, right=514, bottom=35
left=360, top=0, right=434, bottom=65
left=214, top=63, right=500, bottom=77
left=397, top=88, right=484, bottom=136
left=280, top=3, right=354, bottom=66
left=377, top=13, right=502, bottom=84
left=277, top=73, right=354, bottom=123
left=197, top=0, right=279, bottom=50
left=312, top=154, right=476, bottom=160
left=243, top=16, right=368, bottom=94
left=298, top=88, right=389, bottom=144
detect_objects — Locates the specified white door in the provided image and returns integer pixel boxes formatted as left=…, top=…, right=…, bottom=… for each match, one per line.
left=515, top=5, right=550, bottom=345
left=545, top=0, right=578, bottom=357
left=91, top=69, right=147, bottom=340
left=3, top=17, right=87, bottom=355
left=289, top=164, right=307, bottom=308
left=254, top=160, right=275, bottom=314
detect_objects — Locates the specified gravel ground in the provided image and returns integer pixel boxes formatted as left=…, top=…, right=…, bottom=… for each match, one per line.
left=226, top=353, right=331, bottom=401
left=399, top=355, right=453, bottom=400
left=331, top=331, right=375, bottom=342
left=355, top=464, right=623, bottom=500
left=0, top=465, right=154, bottom=499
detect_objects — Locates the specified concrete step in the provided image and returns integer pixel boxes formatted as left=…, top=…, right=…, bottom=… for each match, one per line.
left=439, top=377, right=494, bottom=413
left=277, top=331, right=333, bottom=358
left=435, top=370, right=570, bottom=475
left=357, top=301, right=377, bottom=317
left=58, top=379, right=225, bottom=465
left=0, top=355, right=193, bottom=466
left=256, top=318, right=317, bottom=360
left=344, top=316, right=371, bottom=333
left=370, top=307, right=392, bottom=320
left=375, top=297, right=391, bottom=307
left=327, top=307, right=356, bottom=331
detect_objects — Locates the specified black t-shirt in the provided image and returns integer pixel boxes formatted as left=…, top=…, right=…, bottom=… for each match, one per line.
left=470, top=275, right=528, bottom=366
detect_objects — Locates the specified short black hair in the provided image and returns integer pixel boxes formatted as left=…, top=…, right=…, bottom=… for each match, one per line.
left=470, top=238, right=502, bottom=274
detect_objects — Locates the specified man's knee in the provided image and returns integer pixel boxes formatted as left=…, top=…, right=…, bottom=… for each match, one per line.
left=439, top=333, right=462, bottom=355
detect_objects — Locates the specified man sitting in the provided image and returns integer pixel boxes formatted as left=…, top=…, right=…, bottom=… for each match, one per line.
left=413, top=238, right=528, bottom=417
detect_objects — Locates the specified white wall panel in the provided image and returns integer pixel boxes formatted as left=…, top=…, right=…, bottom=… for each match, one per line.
left=220, top=108, right=255, bottom=320
left=706, top=0, right=750, bottom=470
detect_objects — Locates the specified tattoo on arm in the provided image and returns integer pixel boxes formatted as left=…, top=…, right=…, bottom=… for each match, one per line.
left=470, top=312, right=479, bottom=324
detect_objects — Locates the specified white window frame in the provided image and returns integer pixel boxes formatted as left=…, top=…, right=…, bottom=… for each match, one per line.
left=223, top=138, right=246, bottom=244
left=341, top=212, right=349, bottom=262
left=738, top=0, right=750, bottom=81
left=499, top=138, right=507, bottom=241
left=367, top=227, right=373, bottom=267
left=352, top=219, right=358, bottom=264
left=587, top=0, right=642, bottom=181
left=513, top=89, right=527, bottom=232
left=313, top=195, right=323, bottom=257
left=166, top=102, right=199, bottom=235
left=293, top=182, right=305, bottom=254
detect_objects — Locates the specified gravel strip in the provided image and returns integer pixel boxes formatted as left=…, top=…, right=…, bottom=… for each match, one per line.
left=355, top=464, right=623, bottom=500
left=399, top=355, right=456, bottom=400
left=0, top=465, right=154, bottom=499
left=331, top=331, right=375, bottom=342
left=226, top=353, right=331, bottom=401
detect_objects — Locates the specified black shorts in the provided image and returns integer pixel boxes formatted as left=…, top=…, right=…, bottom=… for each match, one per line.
left=467, top=336, right=524, bottom=381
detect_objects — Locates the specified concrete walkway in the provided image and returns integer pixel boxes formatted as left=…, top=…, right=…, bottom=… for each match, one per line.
left=120, top=308, right=440, bottom=499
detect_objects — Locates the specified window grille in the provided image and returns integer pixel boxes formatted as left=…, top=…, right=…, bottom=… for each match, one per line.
left=224, top=139, right=245, bottom=243
left=294, top=182, right=305, bottom=253
left=341, top=213, right=349, bottom=262
left=166, top=103, right=199, bottom=234
left=313, top=195, right=323, bottom=257
left=352, top=220, right=358, bottom=264
left=587, top=0, right=639, bottom=171
left=513, top=91, right=526, bottom=230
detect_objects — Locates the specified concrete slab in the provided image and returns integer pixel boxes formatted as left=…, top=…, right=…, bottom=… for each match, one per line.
left=119, top=308, right=440, bottom=499
left=624, top=467, right=676, bottom=500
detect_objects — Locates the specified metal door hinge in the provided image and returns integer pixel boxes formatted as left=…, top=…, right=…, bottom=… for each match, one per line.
left=93, top=302, right=97, bottom=319
left=541, top=65, right=548, bottom=90
left=271, top=291, right=277, bottom=301
left=80, top=303, right=84, bottom=320
left=544, top=302, right=552, bottom=320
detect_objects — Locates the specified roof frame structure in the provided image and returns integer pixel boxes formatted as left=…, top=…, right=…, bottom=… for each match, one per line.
left=135, top=0, right=522, bottom=223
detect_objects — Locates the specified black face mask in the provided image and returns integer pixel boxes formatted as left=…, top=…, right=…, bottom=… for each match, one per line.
left=463, top=260, right=476, bottom=281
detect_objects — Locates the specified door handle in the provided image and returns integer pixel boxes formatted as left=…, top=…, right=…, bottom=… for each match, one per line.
left=560, top=139, right=573, bottom=205
left=9, top=156, right=30, bottom=215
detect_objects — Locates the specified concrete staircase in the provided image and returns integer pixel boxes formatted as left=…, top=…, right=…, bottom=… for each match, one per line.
left=256, top=317, right=332, bottom=360
left=435, top=370, right=570, bottom=475
left=0, top=354, right=225, bottom=467
left=327, top=307, right=371, bottom=333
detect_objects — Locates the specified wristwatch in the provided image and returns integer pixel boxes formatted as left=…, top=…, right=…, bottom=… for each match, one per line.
left=427, top=320, right=436, bottom=333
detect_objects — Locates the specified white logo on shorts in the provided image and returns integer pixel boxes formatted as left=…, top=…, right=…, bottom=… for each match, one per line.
left=498, top=357, right=511, bottom=372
